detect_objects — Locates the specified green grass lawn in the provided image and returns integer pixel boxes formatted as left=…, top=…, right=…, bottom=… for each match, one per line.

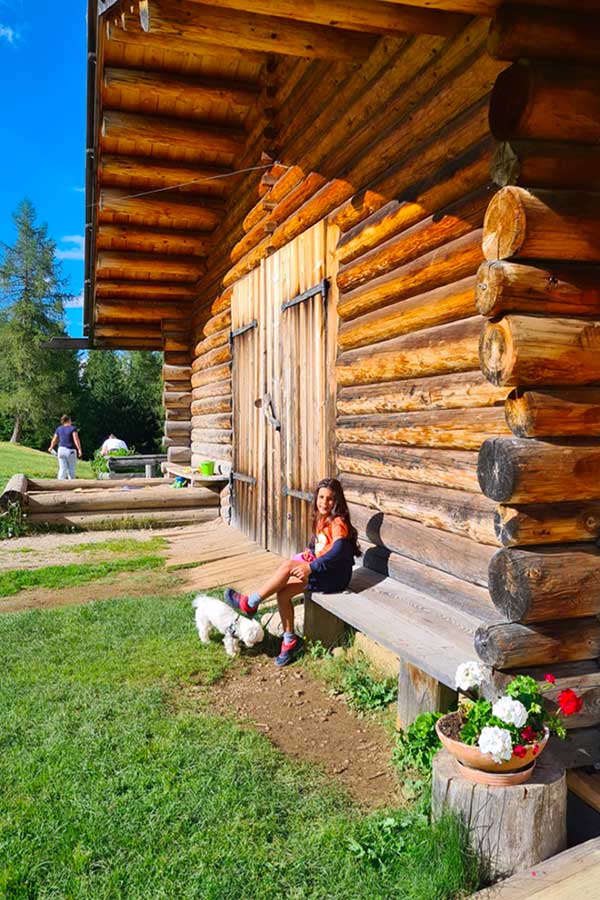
left=0, top=594, right=478, bottom=899
left=0, top=441, right=94, bottom=488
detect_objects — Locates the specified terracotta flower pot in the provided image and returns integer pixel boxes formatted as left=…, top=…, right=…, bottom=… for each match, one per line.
left=436, top=712, right=549, bottom=785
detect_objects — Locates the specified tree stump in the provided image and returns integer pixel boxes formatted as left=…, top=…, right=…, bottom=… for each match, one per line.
left=432, top=748, right=566, bottom=881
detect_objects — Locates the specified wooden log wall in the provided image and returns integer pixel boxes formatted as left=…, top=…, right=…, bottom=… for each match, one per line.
left=185, top=10, right=600, bottom=740
left=162, top=321, right=192, bottom=466
left=471, top=4, right=600, bottom=746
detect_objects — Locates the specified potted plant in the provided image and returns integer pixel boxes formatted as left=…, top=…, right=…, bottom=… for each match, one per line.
left=435, top=662, right=583, bottom=785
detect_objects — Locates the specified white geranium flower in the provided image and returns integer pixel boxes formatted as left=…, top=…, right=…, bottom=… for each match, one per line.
left=478, top=726, right=513, bottom=764
left=492, top=696, right=528, bottom=728
left=455, top=661, right=489, bottom=692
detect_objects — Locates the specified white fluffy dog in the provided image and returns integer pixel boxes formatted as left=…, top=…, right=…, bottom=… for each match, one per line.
left=192, top=593, right=264, bottom=657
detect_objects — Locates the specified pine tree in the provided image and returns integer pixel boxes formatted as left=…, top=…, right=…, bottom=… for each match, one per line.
left=0, top=200, right=79, bottom=444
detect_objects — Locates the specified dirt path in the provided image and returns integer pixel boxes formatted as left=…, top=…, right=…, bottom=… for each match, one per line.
left=197, top=654, right=400, bottom=809
left=0, top=525, right=203, bottom=571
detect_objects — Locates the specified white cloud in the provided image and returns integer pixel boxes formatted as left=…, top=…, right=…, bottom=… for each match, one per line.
left=0, top=23, right=15, bottom=42
left=56, top=235, right=85, bottom=261
left=64, top=290, right=84, bottom=310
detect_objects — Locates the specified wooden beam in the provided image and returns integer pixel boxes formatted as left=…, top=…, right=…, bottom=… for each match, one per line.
left=96, top=225, right=214, bottom=257
left=98, top=188, right=224, bottom=231
left=95, top=280, right=197, bottom=300
left=101, top=110, right=246, bottom=163
left=506, top=387, right=600, bottom=438
left=105, top=18, right=270, bottom=64
left=100, top=155, right=232, bottom=196
left=480, top=315, right=600, bottom=386
left=183, top=0, right=468, bottom=37
left=95, top=300, right=190, bottom=322
left=140, top=0, right=377, bottom=61
left=380, top=0, right=600, bottom=14
left=96, top=251, right=205, bottom=281
left=103, top=67, right=259, bottom=117
left=490, top=62, right=600, bottom=144
left=492, top=140, right=600, bottom=192
left=483, top=187, right=600, bottom=263
left=488, top=5, right=600, bottom=66
left=476, top=260, right=600, bottom=318
left=479, top=437, right=600, bottom=503
left=95, top=323, right=163, bottom=340
left=488, top=545, right=600, bottom=623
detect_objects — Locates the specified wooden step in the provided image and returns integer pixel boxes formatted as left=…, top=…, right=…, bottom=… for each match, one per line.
left=310, top=567, right=484, bottom=688
left=471, top=836, right=600, bottom=899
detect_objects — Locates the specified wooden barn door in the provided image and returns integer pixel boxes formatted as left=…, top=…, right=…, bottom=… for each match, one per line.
left=230, top=266, right=265, bottom=545
left=231, top=222, right=329, bottom=555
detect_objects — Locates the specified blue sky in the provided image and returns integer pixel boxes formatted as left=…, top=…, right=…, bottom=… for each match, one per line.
left=0, top=1, right=86, bottom=336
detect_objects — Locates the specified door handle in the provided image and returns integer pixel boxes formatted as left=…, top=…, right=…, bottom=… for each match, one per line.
left=255, top=392, right=280, bottom=431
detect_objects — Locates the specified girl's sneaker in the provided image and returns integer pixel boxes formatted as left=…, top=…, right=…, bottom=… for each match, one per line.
left=275, top=634, right=303, bottom=667
left=224, top=588, right=256, bottom=618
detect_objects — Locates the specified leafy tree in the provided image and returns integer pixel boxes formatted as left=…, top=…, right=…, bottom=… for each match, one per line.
left=78, top=349, right=163, bottom=456
left=0, top=200, right=79, bottom=444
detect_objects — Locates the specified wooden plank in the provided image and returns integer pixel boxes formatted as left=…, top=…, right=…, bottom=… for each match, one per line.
left=311, top=567, right=476, bottom=687
left=471, top=838, right=600, bottom=899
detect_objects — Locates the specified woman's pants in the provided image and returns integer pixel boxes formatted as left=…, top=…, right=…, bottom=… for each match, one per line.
left=57, top=447, right=77, bottom=480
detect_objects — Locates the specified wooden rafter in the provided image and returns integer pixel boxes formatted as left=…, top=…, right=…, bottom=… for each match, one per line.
left=182, top=0, right=468, bottom=37
left=98, top=187, right=224, bottom=230
left=99, top=156, right=233, bottom=196
left=96, top=225, right=215, bottom=257
left=134, top=0, right=377, bottom=61
left=96, top=251, right=206, bottom=281
left=103, top=67, right=260, bottom=120
left=101, top=111, right=246, bottom=162
left=95, top=280, right=198, bottom=300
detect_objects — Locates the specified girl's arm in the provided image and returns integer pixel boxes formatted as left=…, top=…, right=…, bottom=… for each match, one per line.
left=309, top=538, right=351, bottom=573
left=73, top=431, right=83, bottom=458
left=48, top=433, right=58, bottom=452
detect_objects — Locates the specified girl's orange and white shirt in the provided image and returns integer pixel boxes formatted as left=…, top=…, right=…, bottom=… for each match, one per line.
left=313, top=516, right=349, bottom=558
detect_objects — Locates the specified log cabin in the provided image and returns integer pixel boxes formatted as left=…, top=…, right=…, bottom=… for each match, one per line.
left=84, top=0, right=600, bottom=765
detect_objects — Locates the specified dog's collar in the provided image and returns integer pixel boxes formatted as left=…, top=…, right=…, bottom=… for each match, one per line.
left=225, top=616, right=241, bottom=638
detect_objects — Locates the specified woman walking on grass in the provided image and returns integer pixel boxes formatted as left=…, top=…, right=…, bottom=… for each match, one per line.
left=224, top=477, right=361, bottom=667
left=48, top=414, right=82, bottom=480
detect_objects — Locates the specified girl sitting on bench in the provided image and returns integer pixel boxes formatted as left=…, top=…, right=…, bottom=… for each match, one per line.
left=224, top=477, right=361, bottom=667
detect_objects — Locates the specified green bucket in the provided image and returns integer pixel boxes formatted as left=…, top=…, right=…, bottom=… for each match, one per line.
left=200, top=460, right=215, bottom=477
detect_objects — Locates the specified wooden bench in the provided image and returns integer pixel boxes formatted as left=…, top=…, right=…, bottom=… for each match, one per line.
left=163, top=462, right=229, bottom=486
left=106, top=453, right=167, bottom=479
left=305, top=564, right=499, bottom=725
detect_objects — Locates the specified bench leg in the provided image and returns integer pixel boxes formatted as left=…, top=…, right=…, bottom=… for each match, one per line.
left=303, top=592, right=346, bottom=648
left=145, top=464, right=153, bottom=478
left=397, top=657, right=457, bottom=730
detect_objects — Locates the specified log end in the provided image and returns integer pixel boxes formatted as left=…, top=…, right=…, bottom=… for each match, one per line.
left=488, top=549, right=531, bottom=622
left=474, top=624, right=503, bottom=667
left=505, top=391, right=534, bottom=437
left=477, top=438, right=516, bottom=502
left=482, top=186, right=527, bottom=261
left=479, top=318, right=514, bottom=386
left=475, top=260, right=506, bottom=317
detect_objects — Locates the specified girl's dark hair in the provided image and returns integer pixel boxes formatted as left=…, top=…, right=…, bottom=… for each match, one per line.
left=312, top=477, right=361, bottom=557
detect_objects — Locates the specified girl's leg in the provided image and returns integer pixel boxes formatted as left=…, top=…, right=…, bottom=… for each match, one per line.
left=276, top=580, right=306, bottom=634
left=256, top=561, right=303, bottom=603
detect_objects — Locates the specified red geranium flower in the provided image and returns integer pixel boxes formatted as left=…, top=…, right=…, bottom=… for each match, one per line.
left=544, top=674, right=556, bottom=684
left=513, top=745, right=527, bottom=759
left=557, top=689, right=583, bottom=716
left=521, top=726, right=536, bottom=743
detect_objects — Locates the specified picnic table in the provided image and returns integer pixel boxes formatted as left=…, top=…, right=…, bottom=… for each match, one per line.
left=106, top=453, right=167, bottom=479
